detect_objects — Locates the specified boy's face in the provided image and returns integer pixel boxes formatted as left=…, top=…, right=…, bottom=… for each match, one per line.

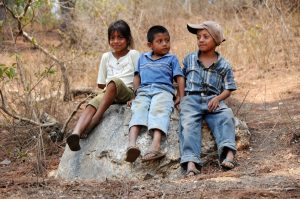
left=148, top=32, right=170, bottom=56
left=196, top=29, right=216, bottom=52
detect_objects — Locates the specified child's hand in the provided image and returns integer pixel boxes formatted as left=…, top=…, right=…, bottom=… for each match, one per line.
left=127, top=98, right=134, bottom=107
left=174, top=96, right=181, bottom=110
left=208, top=97, right=220, bottom=112
left=127, top=100, right=132, bottom=107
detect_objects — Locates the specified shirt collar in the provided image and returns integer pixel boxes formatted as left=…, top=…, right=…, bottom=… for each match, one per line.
left=145, top=52, right=171, bottom=60
left=195, top=51, right=222, bottom=69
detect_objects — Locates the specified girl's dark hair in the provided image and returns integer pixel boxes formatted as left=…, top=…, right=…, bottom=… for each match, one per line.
left=107, top=20, right=133, bottom=48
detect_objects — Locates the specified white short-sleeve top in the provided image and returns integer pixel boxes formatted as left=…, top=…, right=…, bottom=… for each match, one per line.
left=97, top=49, right=140, bottom=87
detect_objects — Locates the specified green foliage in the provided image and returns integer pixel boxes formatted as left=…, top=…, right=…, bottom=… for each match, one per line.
left=5, top=0, right=59, bottom=29
left=42, top=67, right=56, bottom=76
left=0, top=64, right=16, bottom=80
left=34, top=67, right=56, bottom=78
left=77, top=0, right=126, bottom=23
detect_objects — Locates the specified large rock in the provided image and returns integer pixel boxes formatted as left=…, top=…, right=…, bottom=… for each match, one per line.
left=56, top=104, right=250, bottom=181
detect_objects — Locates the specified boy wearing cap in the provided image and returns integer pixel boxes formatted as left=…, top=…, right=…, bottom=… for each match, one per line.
left=179, top=21, right=237, bottom=176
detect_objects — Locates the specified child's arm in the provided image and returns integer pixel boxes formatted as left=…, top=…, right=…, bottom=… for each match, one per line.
left=127, top=74, right=141, bottom=107
left=174, top=76, right=185, bottom=109
left=133, top=74, right=141, bottom=94
left=208, top=89, right=232, bottom=112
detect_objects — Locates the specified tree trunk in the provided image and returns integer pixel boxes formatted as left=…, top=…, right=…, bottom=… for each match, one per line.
left=58, top=0, right=76, bottom=31
left=0, top=2, right=5, bottom=24
left=183, top=0, right=192, bottom=14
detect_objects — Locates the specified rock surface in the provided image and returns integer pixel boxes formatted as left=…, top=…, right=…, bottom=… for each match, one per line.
left=56, top=104, right=250, bottom=181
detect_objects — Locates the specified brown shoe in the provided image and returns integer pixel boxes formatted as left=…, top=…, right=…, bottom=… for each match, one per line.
left=66, top=134, right=81, bottom=151
left=125, top=146, right=141, bottom=162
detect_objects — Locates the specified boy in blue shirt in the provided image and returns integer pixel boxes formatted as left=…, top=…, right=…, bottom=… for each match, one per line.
left=125, top=25, right=185, bottom=163
left=179, top=21, right=237, bottom=176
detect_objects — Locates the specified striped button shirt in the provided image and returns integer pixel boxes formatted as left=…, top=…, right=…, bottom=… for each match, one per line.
left=183, top=51, right=237, bottom=95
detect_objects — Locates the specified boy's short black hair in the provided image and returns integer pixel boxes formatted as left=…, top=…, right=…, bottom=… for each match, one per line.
left=147, top=25, right=169, bottom=43
left=108, top=19, right=133, bottom=48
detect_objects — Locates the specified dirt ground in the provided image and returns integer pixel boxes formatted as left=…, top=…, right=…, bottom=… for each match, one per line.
left=1, top=23, right=300, bottom=199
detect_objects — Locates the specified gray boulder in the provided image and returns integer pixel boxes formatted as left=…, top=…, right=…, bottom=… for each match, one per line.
left=56, top=104, right=250, bottom=181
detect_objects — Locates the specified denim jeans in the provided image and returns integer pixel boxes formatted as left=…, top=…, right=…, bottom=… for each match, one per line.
left=129, top=84, right=174, bottom=135
left=179, top=94, right=236, bottom=168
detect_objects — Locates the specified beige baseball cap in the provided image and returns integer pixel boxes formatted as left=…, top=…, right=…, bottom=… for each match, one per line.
left=187, top=21, right=225, bottom=46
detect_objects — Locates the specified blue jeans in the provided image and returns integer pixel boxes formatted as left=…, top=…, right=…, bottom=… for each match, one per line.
left=179, top=95, right=236, bottom=168
left=129, top=84, right=174, bottom=135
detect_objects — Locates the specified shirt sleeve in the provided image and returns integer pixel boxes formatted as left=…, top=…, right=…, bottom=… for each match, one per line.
left=182, top=56, right=188, bottom=76
left=97, top=53, right=108, bottom=84
left=171, top=55, right=184, bottom=78
left=131, top=50, right=140, bottom=69
left=134, top=54, right=142, bottom=75
left=223, top=65, right=237, bottom=91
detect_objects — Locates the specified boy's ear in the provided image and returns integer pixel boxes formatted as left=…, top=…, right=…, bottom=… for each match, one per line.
left=147, top=42, right=152, bottom=49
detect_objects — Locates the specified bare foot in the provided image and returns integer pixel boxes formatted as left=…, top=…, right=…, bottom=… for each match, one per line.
left=185, top=162, right=200, bottom=177
left=221, top=150, right=235, bottom=170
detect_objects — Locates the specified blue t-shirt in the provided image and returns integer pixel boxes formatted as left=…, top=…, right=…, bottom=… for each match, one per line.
left=135, top=52, right=183, bottom=94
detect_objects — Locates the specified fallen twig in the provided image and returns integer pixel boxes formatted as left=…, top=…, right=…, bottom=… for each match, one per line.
left=235, top=89, right=250, bottom=116
left=71, top=88, right=97, bottom=98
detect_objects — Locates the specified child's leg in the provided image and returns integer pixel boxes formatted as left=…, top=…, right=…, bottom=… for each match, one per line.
left=125, top=125, right=142, bottom=162
left=84, top=81, right=117, bottom=134
left=148, top=129, right=163, bottom=153
left=85, top=78, right=134, bottom=134
left=205, top=102, right=236, bottom=168
left=142, top=89, right=173, bottom=161
left=128, top=125, right=142, bottom=147
left=67, top=105, right=96, bottom=151
left=72, top=105, right=97, bottom=136
left=179, top=95, right=203, bottom=171
left=222, top=148, right=235, bottom=168
left=126, top=88, right=151, bottom=162
left=186, top=162, right=201, bottom=176
left=142, top=129, right=166, bottom=161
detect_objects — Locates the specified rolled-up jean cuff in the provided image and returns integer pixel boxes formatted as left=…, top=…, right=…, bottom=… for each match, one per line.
left=129, top=123, right=147, bottom=130
left=148, top=127, right=168, bottom=136
left=180, top=155, right=202, bottom=166
left=218, top=143, right=237, bottom=157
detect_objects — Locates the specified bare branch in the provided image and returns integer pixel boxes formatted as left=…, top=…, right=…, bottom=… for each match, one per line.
left=3, top=2, right=72, bottom=101
left=0, top=89, right=57, bottom=127
left=21, top=0, right=33, bottom=20
left=22, top=31, right=71, bottom=101
left=27, top=62, right=56, bottom=95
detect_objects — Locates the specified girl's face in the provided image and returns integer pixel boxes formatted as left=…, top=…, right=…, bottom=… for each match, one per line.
left=196, top=29, right=216, bottom=52
left=109, top=31, right=128, bottom=54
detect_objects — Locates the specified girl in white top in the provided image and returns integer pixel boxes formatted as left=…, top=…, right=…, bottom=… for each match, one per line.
left=67, top=20, right=140, bottom=151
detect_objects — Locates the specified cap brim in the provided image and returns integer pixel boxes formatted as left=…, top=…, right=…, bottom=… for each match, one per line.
left=187, top=24, right=206, bottom=34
